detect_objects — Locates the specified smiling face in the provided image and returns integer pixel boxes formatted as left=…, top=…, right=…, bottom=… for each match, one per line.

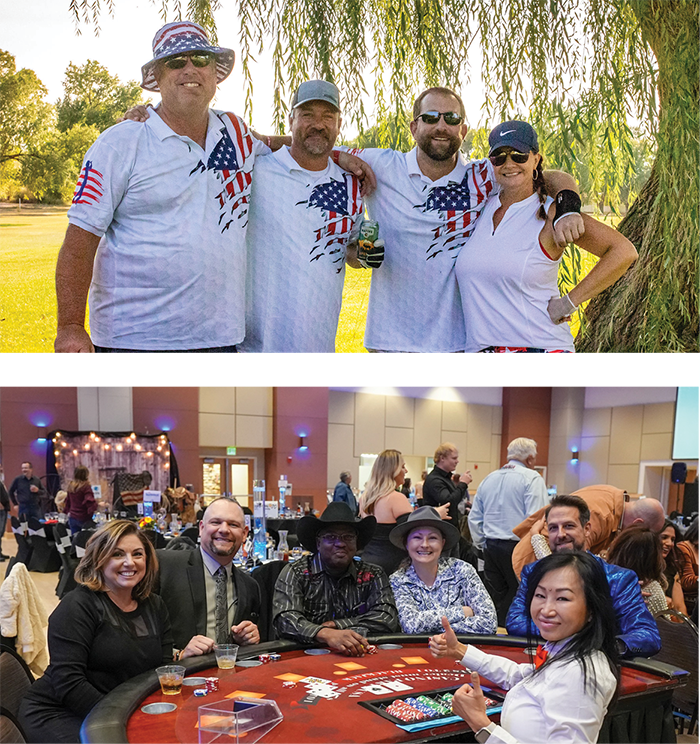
left=406, top=526, right=445, bottom=569
left=102, top=534, right=147, bottom=596
left=491, top=146, right=541, bottom=194
left=21, top=462, right=33, bottom=478
left=290, top=100, right=341, bottom=159
left=547, top=506, right=591, bottom=553
left=660, top=525, right=676, bottom=558
left=530, top=565, right=589, bottom=642
left=154, top=53, right=218, bottom=116
left=316, top=526, right=358, bottom=573
left=199, top=499, right=249, bottom=565
left=410, top=91, right=467, bottom=162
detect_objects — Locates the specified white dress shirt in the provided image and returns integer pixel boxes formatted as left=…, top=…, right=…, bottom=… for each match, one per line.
left=461, top=640, right=617, bottom=744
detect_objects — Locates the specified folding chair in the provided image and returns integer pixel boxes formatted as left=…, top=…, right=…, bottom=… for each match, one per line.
left=26, top=517, right=61, bottom=573
left=4, top=518, right=32, bottom=579
left=52, top=523, right=78, bottom=598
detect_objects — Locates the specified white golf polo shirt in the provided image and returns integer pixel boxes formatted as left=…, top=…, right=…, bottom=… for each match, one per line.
left=239, top=146, right=363, bottom=353
left=68, top=109, right=268, bottom=350
left=345, top=147, right=497, bottom=352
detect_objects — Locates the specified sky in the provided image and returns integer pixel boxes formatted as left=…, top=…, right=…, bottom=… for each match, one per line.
left=1, top=0, right=487, bottom=139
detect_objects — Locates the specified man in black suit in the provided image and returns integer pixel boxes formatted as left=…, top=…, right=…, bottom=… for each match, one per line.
left=157, top=497, right=261, bottom=657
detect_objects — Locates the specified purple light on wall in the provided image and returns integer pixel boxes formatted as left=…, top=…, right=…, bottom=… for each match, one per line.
left=29, top=411, right=53, bottom=428
left=154, top=416, right=175, bottom=432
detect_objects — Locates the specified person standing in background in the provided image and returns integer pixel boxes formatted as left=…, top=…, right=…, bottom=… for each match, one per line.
left=0, top=466, right=10, bottom=561
left=332, top=472, right=358, bottom=515
left=9, top=461, right=46, bottom=520
left=65, top=466, right=98, bottom=534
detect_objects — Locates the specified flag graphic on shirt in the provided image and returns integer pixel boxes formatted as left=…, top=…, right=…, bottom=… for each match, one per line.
left=416, top=159, right=493, bottom=261
left=299, top=174, right=362, bottom=272
left=189, top=113, right=255, bottom=232
left=72, top=161, right=104, bottom=205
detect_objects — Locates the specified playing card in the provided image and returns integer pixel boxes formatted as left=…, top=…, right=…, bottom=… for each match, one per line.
left=383, top=680, right=413, bottom=692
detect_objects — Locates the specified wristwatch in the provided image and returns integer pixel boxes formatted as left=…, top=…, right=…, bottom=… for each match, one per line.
left=474, top=722, right=497, bottom=743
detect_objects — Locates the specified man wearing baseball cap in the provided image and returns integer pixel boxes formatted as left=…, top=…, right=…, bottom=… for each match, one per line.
left=55, top=21, right=281, bottom=352
left=239, top=80, right=379, bottom=352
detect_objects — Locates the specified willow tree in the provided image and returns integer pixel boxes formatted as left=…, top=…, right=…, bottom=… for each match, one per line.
left=71, top=0, right=699, bottom=351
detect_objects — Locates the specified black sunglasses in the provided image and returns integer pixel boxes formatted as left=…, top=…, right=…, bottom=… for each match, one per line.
left=489, top=150, right=531, bottom=166
left=414, top=111, right=464, bottom=126
left=163, top=53, right=215, bottom=70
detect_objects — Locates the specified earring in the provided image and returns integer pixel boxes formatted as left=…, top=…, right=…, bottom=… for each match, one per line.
left=533, top=170, right=538, bottom=181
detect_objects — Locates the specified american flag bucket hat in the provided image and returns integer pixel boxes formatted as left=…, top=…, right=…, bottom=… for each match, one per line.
left=141, top=21, right=235, bottom=92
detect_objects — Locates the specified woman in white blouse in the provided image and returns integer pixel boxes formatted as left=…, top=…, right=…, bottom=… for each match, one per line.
left=430, top=551, right=619, bottom=744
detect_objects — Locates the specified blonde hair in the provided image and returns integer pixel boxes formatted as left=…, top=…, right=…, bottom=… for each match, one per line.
left=360, top=449, right=403, bottom=516
left=434, top=442, right=457, bottom=464
left=74, top=520, right=158, bottom=601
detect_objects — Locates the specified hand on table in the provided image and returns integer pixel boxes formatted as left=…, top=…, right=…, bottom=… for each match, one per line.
left=428, top=616, right=465, bottom=661
left=231, top=620, right=260, bottom=645
left=316, top=627, right=368, bottom=656
left=180, top=635, right=215, bottom=659
left=452, top=671, right=491, bottom=732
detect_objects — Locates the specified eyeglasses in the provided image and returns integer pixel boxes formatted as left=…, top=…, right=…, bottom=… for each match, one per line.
left=414, top=111, right=464, bottom=126
left=489, top=150, right=531, bottom=166
left=319, top=532, right=357, bottom=545
left=163, top=53, right=215, bottom=70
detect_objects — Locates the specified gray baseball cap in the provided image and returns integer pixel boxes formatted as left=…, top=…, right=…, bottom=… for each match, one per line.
left=291, top=80, right=341, bottom=112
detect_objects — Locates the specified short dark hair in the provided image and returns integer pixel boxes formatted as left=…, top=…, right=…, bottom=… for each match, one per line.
left=608, top=526, right=664, bottom=584
left=546, top=494, right=590, bottom=527
left=412, top=87, right=466, bottom=121
left=21, top=461, right=32, bottom=468
left=683, top=516, right=699, bottom=545
left=524, top=551, right=620, bottom=695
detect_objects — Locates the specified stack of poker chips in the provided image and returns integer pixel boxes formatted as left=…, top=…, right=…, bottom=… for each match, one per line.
left=404, top=697, right=441, bottom=719
left=385, top=699, right=427, bottom=722
left=416, top=695, right=452, bottom=716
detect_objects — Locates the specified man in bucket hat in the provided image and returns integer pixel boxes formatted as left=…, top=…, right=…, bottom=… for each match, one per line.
left=55, top=21, right=283, bottom=352
left=272, top=502, right=399, bottom=654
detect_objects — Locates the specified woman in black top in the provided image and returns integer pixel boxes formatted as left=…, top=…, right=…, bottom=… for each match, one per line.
left=20, top=520, right=174, bottom=743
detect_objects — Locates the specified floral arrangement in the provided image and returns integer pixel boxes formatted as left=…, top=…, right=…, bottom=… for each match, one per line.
left=138, top=516, right=156, bottom=531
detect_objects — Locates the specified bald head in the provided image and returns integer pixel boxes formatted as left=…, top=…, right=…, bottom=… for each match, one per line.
left=623, top=498, right=665, bottom=533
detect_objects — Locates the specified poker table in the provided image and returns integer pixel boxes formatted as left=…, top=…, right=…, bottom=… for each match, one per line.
left=81, top=634, right=686, bottom=744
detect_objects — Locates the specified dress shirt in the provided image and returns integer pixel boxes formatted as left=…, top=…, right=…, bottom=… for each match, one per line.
left=8, top=475, right=45, bottom=508
left=505, top=553, right=661, bottom=658
left=200, top=548, right=237, bottom=640
left=332, top=482, right=358, bottom=514
left=422, top=467, right=468, bottom=525
left=460, top=639, right=616, bottom=743
left=390, top=557, right=496, bottom=635
left=468, top=461, right=548, bottom=550
left=272, top=553, right=399, bottom=644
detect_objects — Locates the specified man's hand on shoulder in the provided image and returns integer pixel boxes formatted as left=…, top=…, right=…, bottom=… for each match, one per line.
left=231, top=620, right=260, bottom=645
left=120, top=104, right=152, bottom=123
left=55, top=324, right=94, bottom=353
left=552, top=213, right=585, bottom=247
left=334, top=150, right=376, bottom=197
left=316, top=627, right=368, bottom=656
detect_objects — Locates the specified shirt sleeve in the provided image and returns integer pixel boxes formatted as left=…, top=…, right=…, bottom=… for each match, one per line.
left=524, top=473, right=549, bottom=515
left=67, top=123, right=140, bottom=237
left=461, top=643, right=533, bottom=690
left=468, top=491, right=486, bottom=550
left=505, top=564, right=539, bottom=638
left=153, top=595, right=175, bottom=664
left=608, top=565, right=661, bottom=656
left=453, top=562, right=498, bottom=635
left=44, top=590, right=107, bottom=718
left=335, top=565, right=400, bottom=636
left=271, top=563, right=325, bottom=644
left=390, top=571, right=466, bottom=634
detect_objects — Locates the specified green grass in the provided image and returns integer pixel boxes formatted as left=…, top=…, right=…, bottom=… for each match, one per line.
left=0, top=204, right=610, bottom=352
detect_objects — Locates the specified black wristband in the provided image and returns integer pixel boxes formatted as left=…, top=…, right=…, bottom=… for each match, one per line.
left=554, top=189, right=582, bottom=223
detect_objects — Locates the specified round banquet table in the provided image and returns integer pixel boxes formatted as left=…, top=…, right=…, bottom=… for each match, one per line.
left=81, top=634, right=686, bottom=744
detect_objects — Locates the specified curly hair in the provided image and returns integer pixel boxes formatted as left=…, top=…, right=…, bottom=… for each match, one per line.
left=360, top=449, right=404, bottom=516
left=74, top=520, right=158, bottom=601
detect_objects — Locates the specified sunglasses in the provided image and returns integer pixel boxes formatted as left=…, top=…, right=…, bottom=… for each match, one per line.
left=489, top=150, right=531, bottom=166
left=414, top=111, right=464, bottom=126
left=163, top=53, right=215, bottom=70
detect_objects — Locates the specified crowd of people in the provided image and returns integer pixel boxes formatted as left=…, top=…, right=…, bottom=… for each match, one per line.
left=6, top=437, right=697, bottom=744
left=52, top=20, right=637, bottom=354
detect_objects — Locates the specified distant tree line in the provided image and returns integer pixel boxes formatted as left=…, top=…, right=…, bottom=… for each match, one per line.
left=0, top=51, right=145, bottom=203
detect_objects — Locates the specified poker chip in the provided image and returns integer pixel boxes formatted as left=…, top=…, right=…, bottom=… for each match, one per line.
left=205, top=678, right=219, bottom=692
left=282, top=681, right=297, bottom=689
left=193, top=688, right=208, bottom=697
left=366, top=645, right=378, bottom=655
left=269, top=653, right=282, bottom=662
left=258, top=654, right=271, bottom=664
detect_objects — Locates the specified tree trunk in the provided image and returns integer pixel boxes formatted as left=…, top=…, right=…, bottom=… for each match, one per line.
left=577, top=0, right=699, bottom=352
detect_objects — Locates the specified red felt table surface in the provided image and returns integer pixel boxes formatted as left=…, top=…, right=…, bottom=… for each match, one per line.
left=124, top=641, right=678, bottom=744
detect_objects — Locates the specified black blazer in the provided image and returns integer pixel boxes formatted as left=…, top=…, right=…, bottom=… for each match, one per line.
left=155, top=548, right=261, bottom=650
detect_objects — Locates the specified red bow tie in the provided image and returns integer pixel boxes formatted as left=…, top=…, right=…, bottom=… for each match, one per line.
left=534, top=645, right=549, bottom=669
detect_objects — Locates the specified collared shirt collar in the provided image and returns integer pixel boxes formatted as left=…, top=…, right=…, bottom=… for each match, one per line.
left=405, top=147, right=466, bottom=187
left=273, top=145, right=333, bottom=177
left=200, top=546, right=232, bottom=579
left=310, top=551, right=359, bottom=580
left=147, top=107, right=223, bottom=150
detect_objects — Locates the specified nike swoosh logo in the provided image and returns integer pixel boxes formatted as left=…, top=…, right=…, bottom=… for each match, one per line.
left=500, top=130, right=516, bottom=136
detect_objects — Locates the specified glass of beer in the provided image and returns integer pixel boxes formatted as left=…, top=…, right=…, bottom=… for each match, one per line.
left=156, top=665, right=186, bottom=695
left=214, top=644, right=239, bottom=669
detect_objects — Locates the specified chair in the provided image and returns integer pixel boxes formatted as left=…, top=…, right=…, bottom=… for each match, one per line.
left=0, top=708, right=26, bottom=744
left=144, top=531, right=166, bottom=549
left=653, top=608, right=698, bottom=734
left=250, top=560, right=288, bottom=643
left=0, top=643, right=34, bottom=733
left=52, top=524, right=78, bottom=598
left=26, top=517, right=61, bottom=573
left=72, top=528, right=96, bottom=558
left=180, top=526, right=199, bottom=544
left=4, top=519, right=32, bottom=580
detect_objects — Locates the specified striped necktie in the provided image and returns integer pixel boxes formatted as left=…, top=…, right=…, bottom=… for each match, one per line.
left=215, top=566, right=229, bottom=643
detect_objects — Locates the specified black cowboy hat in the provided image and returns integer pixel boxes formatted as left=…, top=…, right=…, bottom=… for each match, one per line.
left=296, top=502, right=376, bottom=552
left=389, top=506, right=460, bottom=551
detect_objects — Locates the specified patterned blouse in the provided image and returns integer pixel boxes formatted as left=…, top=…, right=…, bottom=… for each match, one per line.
left=390, top=557, right=497, bottom=635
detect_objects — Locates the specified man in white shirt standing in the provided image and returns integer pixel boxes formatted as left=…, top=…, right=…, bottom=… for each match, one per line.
left=239, top=81, right=366, bottom=353
left=346, top=87, right=584, bottom=352
left=55, top=21, right=274, bottom=352
left=468, top=437, right=549, bottom=624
